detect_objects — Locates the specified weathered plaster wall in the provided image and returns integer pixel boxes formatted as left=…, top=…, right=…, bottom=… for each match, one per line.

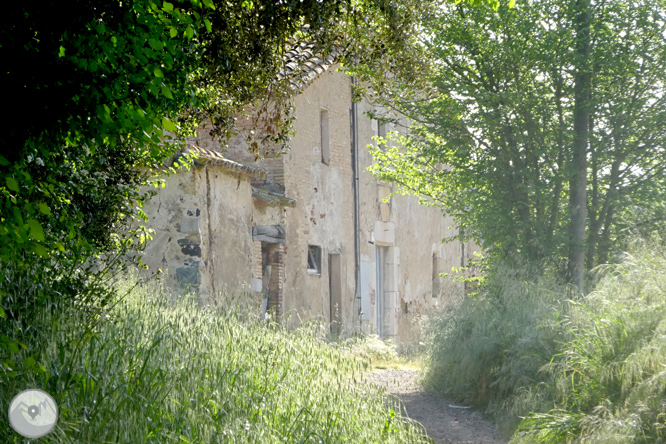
left=355, top=97, right=468, bottom=343
left=141, top=167, right=207, bottom=293
left=142, top=163, right=255, bottom=306
left=280, top=68, right=357, bottom=330
left=204, top=166, right=254, bottom=302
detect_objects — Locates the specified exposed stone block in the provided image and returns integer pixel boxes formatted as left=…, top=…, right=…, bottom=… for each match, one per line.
left=176, top=265, right=201, bottom=287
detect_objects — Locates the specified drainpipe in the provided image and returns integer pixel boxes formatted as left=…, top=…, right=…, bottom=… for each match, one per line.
left=350, top=77, right=362, bottom=333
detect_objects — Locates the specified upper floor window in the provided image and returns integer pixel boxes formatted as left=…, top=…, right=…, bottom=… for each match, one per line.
left=432, top=253, right=440, bottom=298
left=378, top=120, right=387, bottom=139
left=320, top=108, right=330, bottom=165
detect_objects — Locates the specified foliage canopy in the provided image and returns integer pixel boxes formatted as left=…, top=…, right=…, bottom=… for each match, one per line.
left=370, top=0, right=666, bottom=280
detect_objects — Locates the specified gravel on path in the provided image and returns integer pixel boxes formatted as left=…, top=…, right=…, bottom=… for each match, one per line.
left=365, top=368, right=506, bottom=444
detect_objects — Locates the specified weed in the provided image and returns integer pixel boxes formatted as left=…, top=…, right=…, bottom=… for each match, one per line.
left=425, top=235, right=666, bottom=443
left=1, top=277, right=429, bottom=443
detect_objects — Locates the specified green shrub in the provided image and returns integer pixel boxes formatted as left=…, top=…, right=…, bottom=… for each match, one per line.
left=0, top=278, right=428, bottom=443
left=424, top=262, right=564, bottom=434
left=425, top=236, right=666, bottom=443
left=517, top=239, right=666, bottom=443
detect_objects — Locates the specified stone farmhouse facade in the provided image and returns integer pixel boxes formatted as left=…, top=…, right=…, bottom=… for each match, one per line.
left=141, top=42, right=475, bottom=343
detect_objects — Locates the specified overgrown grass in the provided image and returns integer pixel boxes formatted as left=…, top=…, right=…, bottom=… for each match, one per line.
left=1, top=278, right=429, bottom=443
left=425, top=236, right=666, bottom=443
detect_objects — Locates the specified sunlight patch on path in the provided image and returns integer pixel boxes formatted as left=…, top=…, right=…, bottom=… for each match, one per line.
left=366, top=368, right=506, bottom=444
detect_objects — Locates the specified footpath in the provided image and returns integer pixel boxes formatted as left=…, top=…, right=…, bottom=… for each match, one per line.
left=366, top=368, right=506, bottom=444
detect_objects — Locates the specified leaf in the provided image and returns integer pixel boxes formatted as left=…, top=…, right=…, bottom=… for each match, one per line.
left=24, top=357, right=36, bottom=368
left=27, top=219, right=45, bottom=241
left=163, top=1, right=174, bottom=12
left=161, top=86, right=174, bottom=99
left=5, top=177, right=19, bottom=192
left=185, top=25, right=194, bottom=40
left=154, top=67, right=164, bottom=78
left=204, top=18, right=212, bottom=33
left=32, top=243, right=48, bottom=257
left=202, top=0, right=215, bottom=9
left=149, top=39, right=163, bottom=51
left=37, top=203, right=52, bottom=215
left=12, top=206, right=23, bottom=226
left=170, top=27, right=178, bottom=38
left=0, top=155, right=9, bottom=166
left=8, top=342, right=18, bottom=354
left=162, top=118, right=177, bottom=132
left=0, top=307, right=5, bottom=319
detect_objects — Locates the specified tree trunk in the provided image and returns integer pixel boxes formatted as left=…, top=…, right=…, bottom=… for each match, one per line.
left=569, top=0, right=591, bottom=294
left=586, top=115, right=598, bottom=270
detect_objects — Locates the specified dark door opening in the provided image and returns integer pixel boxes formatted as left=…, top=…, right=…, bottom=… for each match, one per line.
left=329, top=253, right=342, bottom=335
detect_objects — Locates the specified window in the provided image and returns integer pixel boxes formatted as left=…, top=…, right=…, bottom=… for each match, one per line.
left=320, top=108, right=330, bottom=165
left=376, top=119, right=388, bottom=150
left=307, top=245, right=322, bottom=275
left=432, top=253, right=440, bottom=298
left=378, top=121, right=387, bottom=139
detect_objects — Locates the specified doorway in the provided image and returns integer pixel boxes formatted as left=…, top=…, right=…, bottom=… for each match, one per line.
left=261, top=242, right=281, bottom=319
left=329, top=253, right=342, bottom=335
left=375, top=246, right=387, bottom=338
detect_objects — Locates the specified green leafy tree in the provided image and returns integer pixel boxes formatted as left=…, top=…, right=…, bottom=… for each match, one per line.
left=370, top=0, right=666, bottom=285
left=0, top=0, right=210, bottom=378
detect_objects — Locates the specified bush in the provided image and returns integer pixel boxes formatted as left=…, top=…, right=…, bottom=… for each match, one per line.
left=425, top=236, right=666, bottom=443
left=0, top=278, right=428, bottom=443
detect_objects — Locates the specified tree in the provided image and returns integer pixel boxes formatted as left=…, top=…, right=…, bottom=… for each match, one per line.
left=370, top=0, right=666, bottom=285
left=569, top=0, right=591, bottom=292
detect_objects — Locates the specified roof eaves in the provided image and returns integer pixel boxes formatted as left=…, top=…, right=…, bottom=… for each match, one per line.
left=188, top=145, right=268, bottom=179
left=251, top=186, right=296, bottom=207
left=277, top=40, right=343, bottom=93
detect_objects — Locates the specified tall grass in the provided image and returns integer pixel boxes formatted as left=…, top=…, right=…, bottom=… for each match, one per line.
left=1, top=278, right=428, bottom=443
left=424, top=262, right=564, bottom=434
left=425, top=236, right=666, bottom=443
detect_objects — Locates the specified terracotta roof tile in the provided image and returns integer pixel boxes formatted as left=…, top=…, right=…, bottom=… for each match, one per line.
left=278, top=40, right=341, bottom=92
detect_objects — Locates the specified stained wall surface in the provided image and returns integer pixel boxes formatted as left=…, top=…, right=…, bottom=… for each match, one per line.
left=141, top=163, right=255, bottom=306
left=142, top=66, right=475, bottom=344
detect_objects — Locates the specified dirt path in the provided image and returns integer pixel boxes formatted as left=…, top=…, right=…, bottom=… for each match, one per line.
left=365, top=368, right=506, bottom=444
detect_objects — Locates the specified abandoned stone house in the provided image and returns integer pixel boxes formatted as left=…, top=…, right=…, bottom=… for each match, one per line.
left=141, top=42, right=475, bottom=343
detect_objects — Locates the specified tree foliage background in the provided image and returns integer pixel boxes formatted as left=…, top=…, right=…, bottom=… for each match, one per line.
left=370, top=0, right=666, bottom=282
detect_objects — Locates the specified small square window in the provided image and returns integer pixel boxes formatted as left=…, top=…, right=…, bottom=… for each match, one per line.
left=307, top=245, right=322, bottom=275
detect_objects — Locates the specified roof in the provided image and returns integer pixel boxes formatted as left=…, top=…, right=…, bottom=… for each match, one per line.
left=181, top=39, right=340, bottom=179
left=188, top=145, right=268, bottom=178
left=278, top=40, right=341, bottom=92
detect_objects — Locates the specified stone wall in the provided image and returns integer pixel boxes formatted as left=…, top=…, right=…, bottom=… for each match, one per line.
left=140, top=167, right=206, bottom=293
left=141, top=163, right=255, bottom=306
left=279, top=68, right=357, bottom=330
